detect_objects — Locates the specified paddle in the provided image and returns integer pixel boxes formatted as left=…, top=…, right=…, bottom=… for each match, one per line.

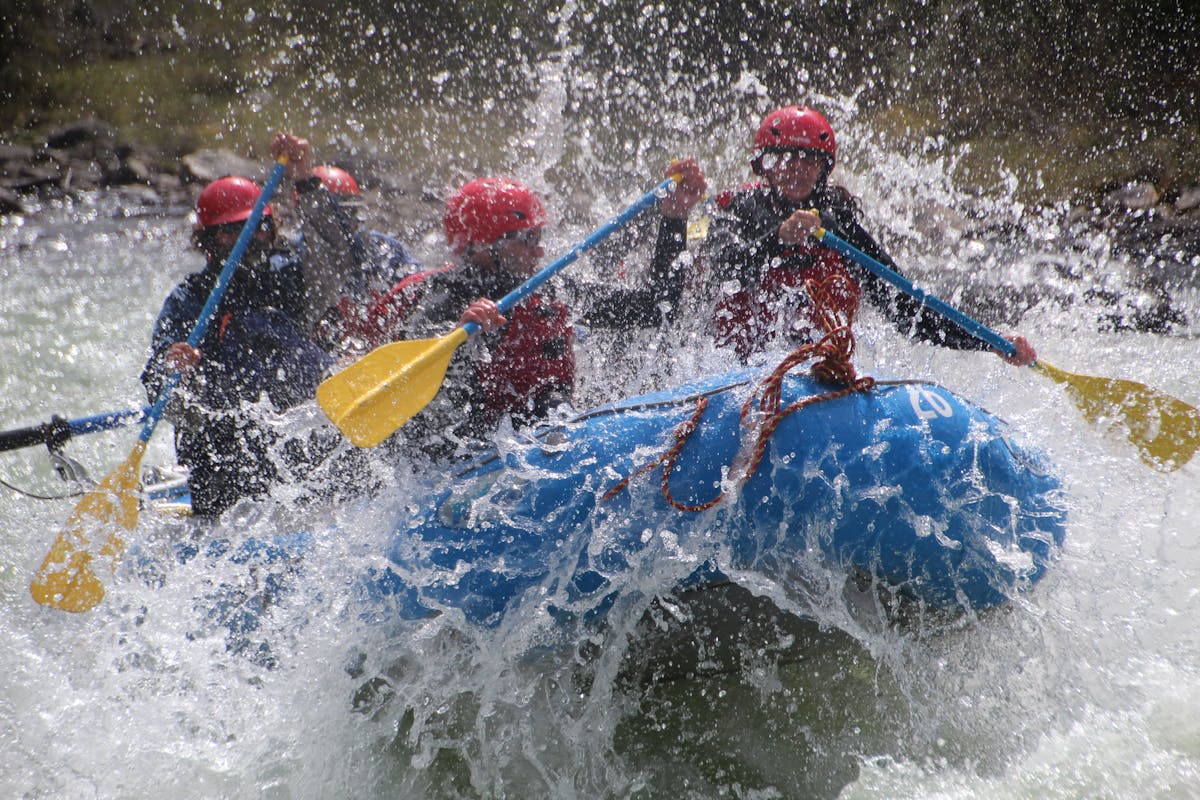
left=0, top=407, right=148, bottom=454
left=30, top=157, right=288, bottom=612
left=318, top=176, right=681, bottom=447
left=813, top=225, right=1200, bottom=472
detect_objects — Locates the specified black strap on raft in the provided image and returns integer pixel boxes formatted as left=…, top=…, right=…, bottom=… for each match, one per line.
left=0, top=414, right=93, bottom=499
left=41, top=415, right=94, bottom=484
left=0, top=414, right=72, bottom=454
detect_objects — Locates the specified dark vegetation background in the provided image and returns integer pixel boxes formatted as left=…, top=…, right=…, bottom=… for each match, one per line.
left=2, top=0, right=1198, bottom=204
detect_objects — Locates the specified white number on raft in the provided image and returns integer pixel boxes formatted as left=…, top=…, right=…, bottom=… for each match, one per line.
left=907, top=385, right=954, bottom=420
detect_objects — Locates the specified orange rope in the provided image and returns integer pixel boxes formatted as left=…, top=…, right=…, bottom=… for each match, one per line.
left=600, top=395, right=710, bottom=505
left=603, top=273, right=875, bottom=511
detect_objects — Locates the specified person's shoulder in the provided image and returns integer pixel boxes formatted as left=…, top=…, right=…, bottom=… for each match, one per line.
left=713, top=182, right=766, bottom=208
left=366, top=230, right=421, bottom=267
left=817, top=185, right=861, bottom=222
left=389, top=263, right=457, bottom=310
left=168, top=272, right=209, bottom=303
left=403, top=262, right=454, bottom=288
left=713, top=182, right=762, bottom=205
left=391, top=263, right=448, bottom=298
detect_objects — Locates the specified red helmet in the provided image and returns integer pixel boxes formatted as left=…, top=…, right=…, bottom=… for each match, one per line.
left=313, top=165, right=361, bottom=196
left=751, top=106, right=837, bottom=173
left=195, top=176, right=272, bottom=229
left=444, top=177, right=548, bottom=253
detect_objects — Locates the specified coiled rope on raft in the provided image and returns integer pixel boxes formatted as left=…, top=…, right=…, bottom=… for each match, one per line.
left=602, top=274, right=876, bottom=511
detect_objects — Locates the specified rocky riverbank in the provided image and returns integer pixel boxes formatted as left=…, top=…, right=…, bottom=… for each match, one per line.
left=0, top=118, right=440, bottom=239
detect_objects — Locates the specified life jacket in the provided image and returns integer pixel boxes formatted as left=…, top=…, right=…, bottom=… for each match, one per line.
left=313, top=266, right=444, bottom=355
left=362, top=267, right=576, bottom=421
left=711, top=238, right=860, bottom=361
left=479, top=292, right=575, bottom=421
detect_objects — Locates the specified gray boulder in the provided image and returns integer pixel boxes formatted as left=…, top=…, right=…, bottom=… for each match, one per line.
left=180, top=149, right=267, bottom=184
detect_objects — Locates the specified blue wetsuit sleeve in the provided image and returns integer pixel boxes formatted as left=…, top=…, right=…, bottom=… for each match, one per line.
left=141, top=281, right=205, bottom=401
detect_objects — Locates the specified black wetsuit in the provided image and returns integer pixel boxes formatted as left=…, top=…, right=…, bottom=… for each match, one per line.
left=141, top=250, right=332, bottom=516
left=666, top=182, right=990, bottom=355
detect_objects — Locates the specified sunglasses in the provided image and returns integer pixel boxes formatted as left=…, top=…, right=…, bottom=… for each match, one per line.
left=757, top=149, right=820, bottom=172
left=500, top=228, right=542, bottom=247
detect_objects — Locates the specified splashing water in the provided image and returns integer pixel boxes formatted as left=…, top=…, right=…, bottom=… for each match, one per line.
left=2, top=30, right=1199, bottom=800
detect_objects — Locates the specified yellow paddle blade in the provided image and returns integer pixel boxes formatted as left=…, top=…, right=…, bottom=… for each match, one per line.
left=686, top=214, right=710, bottom=242
left=30, top=440, right=146, bottom=612
left=1035, top=361, right=1200, bottom=472
left=317, top=328, right=470, bottom=448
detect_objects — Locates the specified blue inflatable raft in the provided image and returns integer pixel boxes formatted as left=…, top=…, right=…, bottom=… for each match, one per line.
left=363, top=368, right=1068, bottom=629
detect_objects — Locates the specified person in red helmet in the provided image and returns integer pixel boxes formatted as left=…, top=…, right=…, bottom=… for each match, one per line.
left=362, top=177, right=565, bottom=457
left=141, top=171, right=337, bottom=517
left=367, top=169, right=704, bottom=459
left=273, top=133, right=372, bottom=335
left=292, top=160, right=420, bottom=355
left=274, top=136, right=421, bottom=357
left=654, top=105, right=1037, bottom=365
left=311, top=164, right=361, bottom=197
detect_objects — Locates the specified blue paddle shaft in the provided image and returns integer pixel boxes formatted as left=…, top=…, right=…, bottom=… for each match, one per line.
left=461, top=177, right=678, bottom=337
left=137, top=160, right=288, bottom=444
left=813, top=228, right=1017, bottom=358
left=69, top=407, right=148, bottom=436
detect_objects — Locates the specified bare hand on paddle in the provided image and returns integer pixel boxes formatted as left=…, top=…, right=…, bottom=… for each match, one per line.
left=779, top=208, right=822, bottom=244
left=271, top=132, right=314, bottom=182
left=459, top=298, right=506, bottom=332
left=661, top=157, right=706, bottom=219
left=164, top=342, right=201, bottom=372
left=1000, top=335, right=1037, bottom=367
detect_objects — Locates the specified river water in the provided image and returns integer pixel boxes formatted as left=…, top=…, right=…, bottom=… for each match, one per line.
left=3, top=94, right=1200, bottom=797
